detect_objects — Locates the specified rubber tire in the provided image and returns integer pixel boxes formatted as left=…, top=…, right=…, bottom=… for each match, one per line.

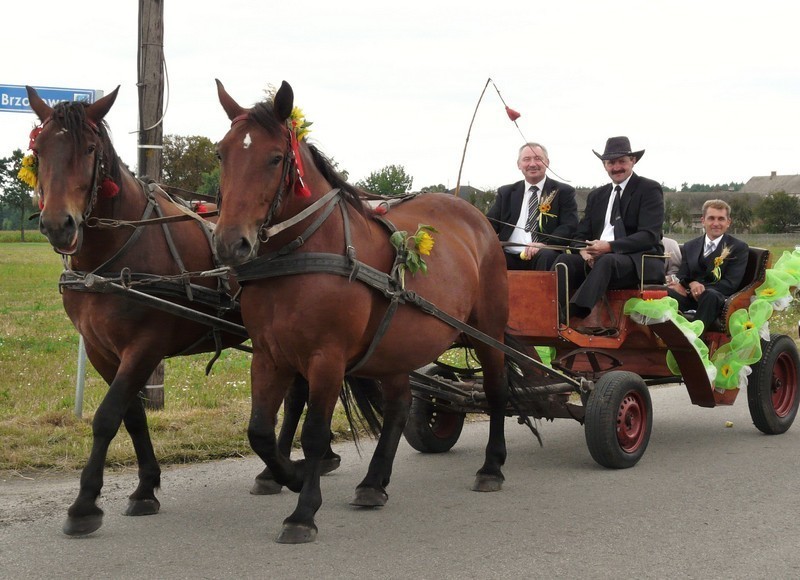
left=584, top=371, right=652, bottom=469
left=404, top=367, right=465, bottom=453
left=747, top=334, right=800, bottom=435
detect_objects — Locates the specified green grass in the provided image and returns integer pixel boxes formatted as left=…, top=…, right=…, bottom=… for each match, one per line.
left=0, top=242, right=358, bottom=474
left=1, top=236, right=798, bottom=475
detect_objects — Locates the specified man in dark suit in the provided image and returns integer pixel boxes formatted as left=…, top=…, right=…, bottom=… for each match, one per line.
left=667, top=199, right=749, bottom=331
left=553, top=136, right=665, bottom=320
left=487, top=142, right=578, bottom=270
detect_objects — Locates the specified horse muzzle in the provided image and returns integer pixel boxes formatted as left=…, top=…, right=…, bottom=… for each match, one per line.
left=212, top=228, right=258, bottom=266
left=39, top=210, right=83, bottom=255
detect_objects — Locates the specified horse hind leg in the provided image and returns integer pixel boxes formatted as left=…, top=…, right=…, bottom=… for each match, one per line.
left=351, top=375, right=408, bottom=508
left=251, top=375, right=341, bottom=495
left=121, top=397, right=161, bottom=517
left=470, top=342, right=508, bottom=493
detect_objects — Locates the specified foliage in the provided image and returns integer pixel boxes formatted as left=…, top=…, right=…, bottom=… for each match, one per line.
left=162, top=135, right=217, bottom=192
left=355, top=164, right=413, bottom=196
left=198, top=167, right=220, bottom=196
left=680, top=182, right=744, bottom=192
left=0, top=149, right=35, bottom=241
left=420, top=184, right=448, bottom=193
left=756, top=190, right=800, bottom=233
left=664, top=198, right=691, bottom=233
left=465, top=188, right=497, bottom=215
left=728, top=194, right=755, bottom=233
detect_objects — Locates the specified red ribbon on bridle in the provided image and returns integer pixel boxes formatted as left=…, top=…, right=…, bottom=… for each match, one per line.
left=288, top=121, right=310, bottom=198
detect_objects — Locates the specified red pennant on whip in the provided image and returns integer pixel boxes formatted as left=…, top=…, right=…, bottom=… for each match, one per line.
left=505, top=106, right=521, bottom=121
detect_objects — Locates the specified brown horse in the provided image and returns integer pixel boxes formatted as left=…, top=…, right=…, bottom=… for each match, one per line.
left=212, top=79, right=511, bottom=543
left=26, top=86, right=331, bottom=535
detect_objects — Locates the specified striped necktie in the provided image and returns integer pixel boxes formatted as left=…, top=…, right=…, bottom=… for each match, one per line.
left=524, top=185, right=540, bottom=241
left=704, top=240, right=715, bottom=257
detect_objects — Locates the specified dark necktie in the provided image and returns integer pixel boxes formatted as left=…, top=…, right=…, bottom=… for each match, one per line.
left=611, top=185, right=625, bottom=239
left=524, top=185, right=540, bottom=242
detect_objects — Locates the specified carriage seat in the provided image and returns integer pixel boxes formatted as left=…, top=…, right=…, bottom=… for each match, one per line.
left=681, top=247, right=770, bottom=334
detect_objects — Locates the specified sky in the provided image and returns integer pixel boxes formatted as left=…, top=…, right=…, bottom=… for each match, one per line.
left=2, top=1, right=798, bottom=193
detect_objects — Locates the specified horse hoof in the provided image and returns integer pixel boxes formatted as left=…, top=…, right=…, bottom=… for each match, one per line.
left=320, top=453, right=342, bottom=475
left=63, top=514, right=103, bottom=537
left=276, top=522, right=317, bottom=544
left=125, top=498, right=160, bottom=516
left=350, top=486, right=388, bottom=507
left=472, top=474, right=504, bottom=492
left=250, top=477, right=283, bottom=495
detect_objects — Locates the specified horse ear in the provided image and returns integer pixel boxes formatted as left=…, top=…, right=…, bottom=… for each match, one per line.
left=26, top=86, right=53, bottom=122
left=273, top=81, right=294, bottom=122
left=216, top=79, right=246, bottom=121
left=86, top=86, right=120, bottom=124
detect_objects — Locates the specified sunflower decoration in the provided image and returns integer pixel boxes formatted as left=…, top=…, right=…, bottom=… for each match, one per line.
left=390, top=224, right=438, bottom=282
left=18, top=152, right=38, bottom=190
left=537, top=188, right=559, bottom=231
left=289, top=106, right=312, bottom=141
left=710, top=244, right=731, bottom=282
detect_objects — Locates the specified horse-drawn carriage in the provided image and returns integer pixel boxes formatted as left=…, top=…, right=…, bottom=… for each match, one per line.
left=406, top=249, right=800, bottom=469
left=25, top=81, right=799, bottom=543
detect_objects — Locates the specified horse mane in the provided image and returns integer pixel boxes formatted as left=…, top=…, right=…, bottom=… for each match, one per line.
left=50, top=101, right=125, bottom=186
left=249, top=100, right=367, bottom=215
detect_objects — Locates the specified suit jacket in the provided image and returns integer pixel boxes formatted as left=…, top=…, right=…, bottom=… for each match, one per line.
left=487, top=177, right=578, bottom=243
left=575, top=172, right=665, bottom=282
left=677, top=233, right=749, bottom=296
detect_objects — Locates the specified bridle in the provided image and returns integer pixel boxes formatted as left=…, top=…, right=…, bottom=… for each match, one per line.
left=228, top=113, right=298, bottom=244
left=36, top=114, right=108, bottom=225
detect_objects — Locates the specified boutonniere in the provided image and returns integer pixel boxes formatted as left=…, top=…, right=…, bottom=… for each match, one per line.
left=711, top=244, right=731, bottom=281
left=537, top=188, right=558, bottom=230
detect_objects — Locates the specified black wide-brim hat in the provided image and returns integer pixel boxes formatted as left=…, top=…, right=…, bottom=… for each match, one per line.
left=592, top=136, right=645, bottom=161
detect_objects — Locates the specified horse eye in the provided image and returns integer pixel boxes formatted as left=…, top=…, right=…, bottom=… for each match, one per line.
left=270, top=154, right=283, bottom=167
left=87, top=144, right=97, bottom=154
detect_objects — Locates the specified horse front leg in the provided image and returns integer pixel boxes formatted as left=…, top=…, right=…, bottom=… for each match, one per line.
left=276, top=359, right=345, bottom=544
left=351, top=374, right=409, bottom=508
left=471, top=347, right=508, bottom=492
left=63, top=358, right=155, bottom=536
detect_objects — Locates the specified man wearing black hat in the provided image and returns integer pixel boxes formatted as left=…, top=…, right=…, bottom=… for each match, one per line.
left=487, top=142, right=578, bottom=270
left=553, top=136, right=665, bottom=321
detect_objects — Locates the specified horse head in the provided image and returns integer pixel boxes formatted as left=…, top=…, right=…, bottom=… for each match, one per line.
left=26, top=85, right=121, bottom=254
left=212, top=79, right=296, bottom=266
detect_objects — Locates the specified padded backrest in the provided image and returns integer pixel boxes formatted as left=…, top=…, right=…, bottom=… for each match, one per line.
left=739, top=247, right=769, bottom=292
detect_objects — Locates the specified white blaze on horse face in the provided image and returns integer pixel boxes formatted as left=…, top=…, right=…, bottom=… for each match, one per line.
left=243, top=133, right=252, bottom=149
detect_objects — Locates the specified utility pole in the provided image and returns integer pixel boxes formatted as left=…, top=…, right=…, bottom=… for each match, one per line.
left=138, top=0, right=166, bottom=409
left=137, top=0, right=164, bottom=181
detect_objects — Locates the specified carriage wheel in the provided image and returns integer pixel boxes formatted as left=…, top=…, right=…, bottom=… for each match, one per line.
left=584, top=371, right=652, bottom=469
left=747, top=334, right=800, bottom=435
left=404, top=367, right=465, bottom=454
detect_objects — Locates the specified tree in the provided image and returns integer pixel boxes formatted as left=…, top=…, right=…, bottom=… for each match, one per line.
left=162, top=135, right=217, bottom=192
left=466, top=188, right=497, bottom=215
left=355, top=164, right=413, bottom=196
left=728, top=194, right=754, bottom=234
left=756, top=191, right=800, bottom=233
left=0, top=149, right=34, bottom=240
left=663, top=198, right=691, bottom=233
left=197, top=168, right=220, bottom=197
left=420, top=183, right=448, bottom=193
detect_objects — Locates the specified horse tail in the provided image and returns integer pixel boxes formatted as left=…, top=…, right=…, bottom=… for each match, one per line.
left=502, top=332, right=552, bottom=445
left=339, top=377, right=383, bottom=445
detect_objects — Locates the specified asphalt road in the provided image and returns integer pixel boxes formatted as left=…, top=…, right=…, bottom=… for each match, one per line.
left=2, top=384, right=799, bottom=579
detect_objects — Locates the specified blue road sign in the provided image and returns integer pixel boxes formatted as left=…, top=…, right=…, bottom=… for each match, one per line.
left=0, top=84, right=99, bottom=113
